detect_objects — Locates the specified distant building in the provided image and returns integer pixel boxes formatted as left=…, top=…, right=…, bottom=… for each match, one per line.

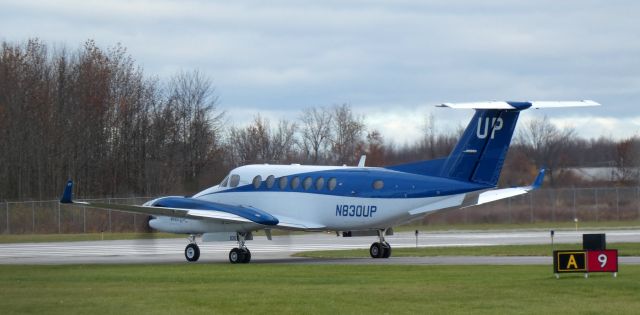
left=565, top=167, right=639, bottom=182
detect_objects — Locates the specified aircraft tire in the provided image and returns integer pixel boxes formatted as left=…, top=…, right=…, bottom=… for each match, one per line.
left=382, top=243, right=392, bottom=258
left=370, top=242, right=384, bottom=258
left=185, top=243, right=200, bottom=262
left=241, top=248, right=251, bottom=263
left=229, top=248, right=242, bottom=264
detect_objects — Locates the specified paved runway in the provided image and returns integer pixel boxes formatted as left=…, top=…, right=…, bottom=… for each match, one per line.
left=0, top=229, right=638, bottom=265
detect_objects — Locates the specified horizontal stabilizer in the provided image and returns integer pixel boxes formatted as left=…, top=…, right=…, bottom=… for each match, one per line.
left=464, top=169, right=545, bottom=207
left=437, top=100, right=600, bottom=110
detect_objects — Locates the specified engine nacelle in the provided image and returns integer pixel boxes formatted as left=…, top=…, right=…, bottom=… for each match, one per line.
left=148, top=215, right=259, bottom=234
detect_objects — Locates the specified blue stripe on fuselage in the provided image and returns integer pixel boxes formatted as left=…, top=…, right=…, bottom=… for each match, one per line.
left=206, top=168, right=489, bottom=199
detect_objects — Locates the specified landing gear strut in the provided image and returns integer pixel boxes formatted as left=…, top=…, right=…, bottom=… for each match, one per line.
left=229, top=232, right=251, bottom=264
left=185, top=234, right=200, bottom=262
left=370, top=229, right=391, bottom=259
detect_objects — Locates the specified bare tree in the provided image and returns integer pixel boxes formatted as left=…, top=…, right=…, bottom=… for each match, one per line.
left=329, top=103, right=365, bottom=165
left=300, top=106, right=332, bottom=164
left=226, top=116, right=297, bottom=166
left=614, top=137, right=639, bottom=184
left=366, top=130, right=385, bottom=166
left=516, top=115, right=575, bottom=186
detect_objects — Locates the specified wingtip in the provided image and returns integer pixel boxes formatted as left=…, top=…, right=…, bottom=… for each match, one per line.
left=532, top=169, right=545, bottom=189
left=60, top=179, right=74, bottom=204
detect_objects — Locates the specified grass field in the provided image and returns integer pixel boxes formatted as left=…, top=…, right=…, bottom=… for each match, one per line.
left=395, top=220, right=640, bottom=232
left=294, top=242, right=640, bottom=259
left=0, top=264, right=638, bottom=315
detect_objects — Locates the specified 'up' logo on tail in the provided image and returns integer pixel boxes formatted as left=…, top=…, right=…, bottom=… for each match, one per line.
left=476, top=117, right=503, bottom=139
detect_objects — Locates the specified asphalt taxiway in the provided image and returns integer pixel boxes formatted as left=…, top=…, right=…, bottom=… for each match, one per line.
left=0, top=229, right=638, bottom=265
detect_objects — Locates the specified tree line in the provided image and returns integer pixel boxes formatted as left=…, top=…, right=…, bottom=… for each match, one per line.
left=1, top=39, right=638, bottom=201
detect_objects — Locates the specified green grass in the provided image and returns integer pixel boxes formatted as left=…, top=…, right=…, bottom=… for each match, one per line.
left=294, top=242, right=640, bottom=259
left=395, top=220, right=640, bottom=232
left=0, top=232, right=181, bottom=244
left=0, top=264, right=637, bottom=315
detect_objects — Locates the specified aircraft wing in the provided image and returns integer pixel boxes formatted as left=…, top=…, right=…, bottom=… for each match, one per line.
left=59, top=180, right=278, bottom=226
left=463, top=169, right=545, bottom=207
left=274, top=214, right=326, bottom=230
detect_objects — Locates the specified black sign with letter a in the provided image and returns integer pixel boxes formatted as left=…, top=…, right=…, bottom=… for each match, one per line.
left=554, top=251, right=587, bottom=273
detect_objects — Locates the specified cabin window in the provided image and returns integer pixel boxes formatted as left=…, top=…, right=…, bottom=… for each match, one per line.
left=229, top=174, right=240, bottom=187
left=252, top=175, right=262, bottom=189
left=220, top=175, right=229, bottom=187
left=302, top=177, right=313, bottom=190
left=328, top=177, right=337, bottom=191
left=290, top=176, right=300, bottom=189
left=266, top=175, right=275, bottom=189
left=279, top=177, right=288, bottom=190
left=315, top=177, right=325, bottom=190
left=373, top=180, right=384, bottom=190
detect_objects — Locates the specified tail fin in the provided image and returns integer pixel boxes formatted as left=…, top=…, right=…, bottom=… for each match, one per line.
left=437, top=100, right=599, bottom=186
left=386, top=100, right=599, bottom=185
left=440, top=109, right=519, bottom=185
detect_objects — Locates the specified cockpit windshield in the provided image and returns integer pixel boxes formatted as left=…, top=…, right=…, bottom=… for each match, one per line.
left=220, top=175, right=229, bottom=187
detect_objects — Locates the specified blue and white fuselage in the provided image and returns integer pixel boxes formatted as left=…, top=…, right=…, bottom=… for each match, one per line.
left=185, top=164, right=488, bottom=232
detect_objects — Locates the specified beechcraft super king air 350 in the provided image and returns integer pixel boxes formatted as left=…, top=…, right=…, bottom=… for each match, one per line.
left=60, top=100, right=599, bottom=263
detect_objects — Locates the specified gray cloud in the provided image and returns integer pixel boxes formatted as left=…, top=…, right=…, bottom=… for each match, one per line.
left=1, top=0, right=638, bottom=141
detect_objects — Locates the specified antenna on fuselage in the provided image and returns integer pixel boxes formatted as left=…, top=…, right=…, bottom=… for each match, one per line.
left=358, top=155, right=366, bottom=167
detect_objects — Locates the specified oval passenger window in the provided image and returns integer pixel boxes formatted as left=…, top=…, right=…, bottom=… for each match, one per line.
left=266, top=175, right=275, bottom=188
left=327, top=178, right=337, bottom=191
left=252, top=175, right=262, bottom=189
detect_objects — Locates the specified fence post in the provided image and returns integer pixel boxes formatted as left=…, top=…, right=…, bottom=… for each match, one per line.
left=507, top=197, right=512, bottom=224
left=529, top=193, right=534, bottom=223
left=83, top=206, right=86, bottom=233
left=58, top=202, right=61, bottom=234
left=573, top=188, right=577, bottom=221
left=32, top=201, right=35, bottom=233
left=550, top=190, right=555, bottom=223
left=595, top=188, right=599, bottom=222
left=5, top=201, right=9, bottom=234
left=616, top=187, right=620, bottom=221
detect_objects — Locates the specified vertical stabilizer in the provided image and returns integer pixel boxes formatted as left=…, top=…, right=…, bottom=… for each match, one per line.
left=440, top=109, right=520, bottom=186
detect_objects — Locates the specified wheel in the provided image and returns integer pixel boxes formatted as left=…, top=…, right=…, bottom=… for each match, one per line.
left=229, top=248, right=243, bottom=264
left=185, top=243, right=200, bottom=262
left=382, top=243, right=392, bottom=258
left=370, top=242, right=384, bottom=258
left=241, top=248, right=251, bottom=263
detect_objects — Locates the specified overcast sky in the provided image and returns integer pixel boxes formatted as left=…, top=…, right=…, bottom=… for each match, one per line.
left=1, top=0, right=639, bottom=144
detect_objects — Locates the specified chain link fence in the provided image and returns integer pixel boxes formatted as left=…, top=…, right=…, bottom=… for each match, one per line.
left=1, top=187, right=639, bottom=234
left=426, top=187, right=640, bottom=226
left=0, top=197, right=152, bottom=234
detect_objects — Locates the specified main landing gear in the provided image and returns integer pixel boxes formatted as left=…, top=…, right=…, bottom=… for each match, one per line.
left=185, top=234, right=200, bottom=262
left=370, top=229, right=391, bottom=259
left=228, top=232, right=251, bottom=264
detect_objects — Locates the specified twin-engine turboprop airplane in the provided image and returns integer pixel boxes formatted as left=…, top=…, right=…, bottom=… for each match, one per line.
left=60, top=100, right=599, bottom=263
